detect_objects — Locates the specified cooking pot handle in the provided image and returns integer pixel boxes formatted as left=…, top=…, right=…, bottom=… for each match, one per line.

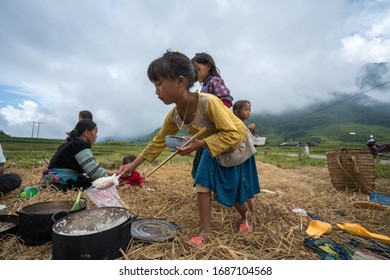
left=121, top=214, right=138, bottom=229
left=15, top=210, right=33, bottom=217
left=51, top=211, right=71, bottom=223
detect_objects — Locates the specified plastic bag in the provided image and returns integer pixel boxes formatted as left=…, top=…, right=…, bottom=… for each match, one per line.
left=85, top=175, right=125, bottom=207
left=85, top=186, right=125, bottom=207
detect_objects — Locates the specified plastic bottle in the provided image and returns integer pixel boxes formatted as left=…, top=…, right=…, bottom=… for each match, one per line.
left=19, top=186, right=41, bottom=199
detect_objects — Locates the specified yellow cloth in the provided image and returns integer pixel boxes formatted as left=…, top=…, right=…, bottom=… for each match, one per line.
left=337, top=223, right=390, bottom=243
left=140, top=93, right=246, bottom=162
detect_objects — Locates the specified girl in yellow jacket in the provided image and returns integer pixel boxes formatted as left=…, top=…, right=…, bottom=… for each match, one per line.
left=119, top=51, right=260, bottom=247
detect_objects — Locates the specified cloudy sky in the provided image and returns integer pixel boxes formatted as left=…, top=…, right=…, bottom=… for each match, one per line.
left=0, top=0, right=390, bottom=140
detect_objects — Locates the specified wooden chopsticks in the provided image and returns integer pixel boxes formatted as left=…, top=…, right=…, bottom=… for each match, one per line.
left=146, top=127, right=207, bottom=178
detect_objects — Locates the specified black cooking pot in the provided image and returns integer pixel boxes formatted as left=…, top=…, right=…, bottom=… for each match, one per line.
left=52, top=207, right=137, bottom=260
left=16, top=199, right=86, bottom=246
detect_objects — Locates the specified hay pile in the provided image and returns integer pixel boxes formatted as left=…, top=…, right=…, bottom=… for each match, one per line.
left=1, top=161, right=389, bottom=260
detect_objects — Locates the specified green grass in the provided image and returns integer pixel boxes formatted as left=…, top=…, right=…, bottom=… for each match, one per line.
left=255, top=146, right=390, bottom=179
left=2, top=135, right=389, bottom=179
left=256, top=150, right=327, bottom=168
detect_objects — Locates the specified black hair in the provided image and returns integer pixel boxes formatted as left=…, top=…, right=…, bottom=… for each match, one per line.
left=147, top=51, right=197, bottom=89
left=79, top=110, right=93, bottom=120
left=233, top=100, right=251, bottom=116
left=69, top=119, right=97, bottom=139
left=123, top=154, right=137, bottom=165
left=191, top=52, right=221, bottom=78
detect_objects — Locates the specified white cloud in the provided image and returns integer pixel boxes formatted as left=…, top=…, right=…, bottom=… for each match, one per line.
left=341, top=34, right=390, bottom=63
left=0, top=101, right=43, bottom=125
left=0, top=0, right=389, bottom=139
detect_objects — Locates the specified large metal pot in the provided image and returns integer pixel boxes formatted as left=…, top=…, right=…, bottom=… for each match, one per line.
left=16, top=199, right=86, bottom=246
left=52, top=207, right=137, bottom=260
left=0, top=215, right=19, bottom=236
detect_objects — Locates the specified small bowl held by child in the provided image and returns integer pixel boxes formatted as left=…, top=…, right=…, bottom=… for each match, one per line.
left=165, top=135, right=188, bottom=152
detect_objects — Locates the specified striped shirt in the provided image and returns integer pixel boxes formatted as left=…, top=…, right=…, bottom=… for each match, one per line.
left=47, top=137, right=107, bottom=180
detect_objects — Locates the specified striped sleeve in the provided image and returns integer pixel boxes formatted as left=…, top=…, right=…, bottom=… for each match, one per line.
left=75, top=148, right=107, bottom=180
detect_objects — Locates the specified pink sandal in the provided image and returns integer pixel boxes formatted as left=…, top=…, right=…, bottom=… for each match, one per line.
left=239, top=224, right=253, bottom=232
left=239, top=209, right=254, bottom=232
left=187, top=236, right=209, bottom=247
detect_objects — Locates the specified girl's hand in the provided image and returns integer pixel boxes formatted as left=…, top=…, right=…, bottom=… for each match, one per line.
left=176, top=139, right=205, bottom=156
left=119, top=163, right=135, bottom=177
left=247, top=123, right=256, bottom=130
left=118, top=156, right=144, bottom=177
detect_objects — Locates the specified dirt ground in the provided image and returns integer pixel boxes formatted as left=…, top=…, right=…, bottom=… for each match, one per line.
left=1, top=161, right=389, bottom=260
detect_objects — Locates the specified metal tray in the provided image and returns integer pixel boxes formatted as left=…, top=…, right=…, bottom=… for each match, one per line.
left=130, top=218, right=179, bottom=243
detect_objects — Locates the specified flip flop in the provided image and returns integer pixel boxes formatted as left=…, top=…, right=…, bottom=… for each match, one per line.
left=352, top=201, right=388, bottom=210
left=306, top=220, right=332, bottom=239
left=239, top=209, right=254, bottom=232
left=187, top=236, right=208, bottom=247
left=337, top=223, right=390, bottom=243
left=239, top=224, right=253, bottom=232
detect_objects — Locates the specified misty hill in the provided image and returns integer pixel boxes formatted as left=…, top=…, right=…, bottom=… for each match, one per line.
left=130, top=94, right=390, bottom=146
left=250, top=94, right=390, bottom=145
left=0, top=130, right=10, bottom=137
left=126, top=127, right=191, bottom=144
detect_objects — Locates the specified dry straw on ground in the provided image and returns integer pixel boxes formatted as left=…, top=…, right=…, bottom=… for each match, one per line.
left=1, top=161, right=389, bottom=260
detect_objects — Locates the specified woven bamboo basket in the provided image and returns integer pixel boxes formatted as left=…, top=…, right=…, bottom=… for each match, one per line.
left=326, top=149, right=375, bottom=194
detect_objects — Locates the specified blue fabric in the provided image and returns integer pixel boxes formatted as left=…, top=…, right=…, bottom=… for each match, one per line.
left=194, top=148, right=260, bottom=207
left=41, top=168, right=92, bottom=191
left=42, top=168, right=79, bottom=184
left=303, top=238, right=351, bottom=260
left=307, top=213, right=326, bottom=222
left=369, top=192, right=390, bottom=206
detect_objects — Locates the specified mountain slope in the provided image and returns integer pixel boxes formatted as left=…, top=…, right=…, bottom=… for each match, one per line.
left=127, top=94, right=390, bottom=146
left=249, top=94, right=390, bottom=145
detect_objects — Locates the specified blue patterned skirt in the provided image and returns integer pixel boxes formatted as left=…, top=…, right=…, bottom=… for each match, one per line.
left=41, top=168, right=92, bottom=191
left=194, top=148, right=260, bottom=207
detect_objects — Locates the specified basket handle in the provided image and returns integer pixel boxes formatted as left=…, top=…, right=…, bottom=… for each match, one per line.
left=351, top=156, right=373, bottom=193
left=336, top=155, right=372, bottom=194
left=336, top=156, right=359, bottom=189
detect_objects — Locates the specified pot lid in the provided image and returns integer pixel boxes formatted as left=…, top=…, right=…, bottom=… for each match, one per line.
left=20, top=200, right=86, bottom=215
left=131, top=218, right=179, bottom=243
